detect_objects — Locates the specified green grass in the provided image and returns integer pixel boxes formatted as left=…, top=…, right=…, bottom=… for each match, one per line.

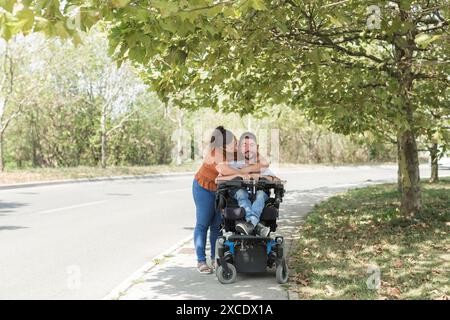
left=289, top=178, right=450, bottom=300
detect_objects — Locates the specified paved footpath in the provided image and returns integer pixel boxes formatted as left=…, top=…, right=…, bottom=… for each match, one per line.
left=106, top=183, right=378, bottom=300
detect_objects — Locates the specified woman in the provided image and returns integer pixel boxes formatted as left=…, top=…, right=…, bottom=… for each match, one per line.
left=192, top=126, right=265, bottom=273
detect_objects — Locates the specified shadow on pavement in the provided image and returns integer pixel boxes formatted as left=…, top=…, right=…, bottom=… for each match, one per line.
left=0, top=200, right=29, bottom=215
left=122, top=259, right=285, bottom=300
left=0, top=226, right=28, bottom=231
left=118, top=184, right=374, bottom=300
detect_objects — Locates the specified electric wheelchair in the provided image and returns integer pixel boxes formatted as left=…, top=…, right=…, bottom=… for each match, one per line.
left=214, top=177, right=288, bottom=284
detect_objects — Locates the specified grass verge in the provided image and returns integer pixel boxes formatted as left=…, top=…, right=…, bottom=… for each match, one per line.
left=289, top=178, right=450, bottom=300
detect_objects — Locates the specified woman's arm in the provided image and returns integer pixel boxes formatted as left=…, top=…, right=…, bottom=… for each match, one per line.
left=212, top=149, right=244, bottom=176
left=216, top=174, right=248, bottom=182
left=216, top=162, right=242, bottom=176
left=240, top=155, right=270, bottom=174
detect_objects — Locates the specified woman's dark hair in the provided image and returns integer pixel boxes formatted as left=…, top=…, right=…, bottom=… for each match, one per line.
left=210, top=126, right=236, bottom=160
left=210, top=126, right=234, bottom=148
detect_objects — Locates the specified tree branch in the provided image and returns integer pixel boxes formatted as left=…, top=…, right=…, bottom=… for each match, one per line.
left=106, top=109, right=138, bottom=137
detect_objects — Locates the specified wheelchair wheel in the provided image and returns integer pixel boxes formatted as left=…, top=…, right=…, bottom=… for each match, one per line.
left=276, top=258, right=289, bottom=284
left=216, top=263, right=237, bottom=284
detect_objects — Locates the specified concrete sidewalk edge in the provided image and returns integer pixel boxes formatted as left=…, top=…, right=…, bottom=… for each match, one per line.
left=0, top=171, right=195, bottom=190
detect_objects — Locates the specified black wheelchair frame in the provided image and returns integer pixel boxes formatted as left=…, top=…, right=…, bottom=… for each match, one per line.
left=214, top=177, right=289, bottom=284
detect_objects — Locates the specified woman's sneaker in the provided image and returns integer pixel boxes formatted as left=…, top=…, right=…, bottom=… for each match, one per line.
left=235, top=221, right=254, bottom=235
left=255, top=223, right=270, bottom=237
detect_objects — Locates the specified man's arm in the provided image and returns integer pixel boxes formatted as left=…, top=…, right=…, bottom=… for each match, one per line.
left=240, top=155, right=271, bottom=174
left=216, top=163, right=243, bottom=176
left=261, top=175, right=281, bottom=182
left=248, top=173, right=281, bottom=182
left=216, top=174, right=254, bottom=184
left=213, top=151, right=244, bottom=176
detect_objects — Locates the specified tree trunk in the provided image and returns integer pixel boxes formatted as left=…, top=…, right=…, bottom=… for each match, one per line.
left=30, top=109, right=39, bottom=167
left=429, top=143, right=439, bottom=183
left=100, top=110, right=107, bottom=169
left=398, top=130, right=421, bottom=217
left=394, top=6, right=421, bottom=218
left=101, top=132, right=107, bottom=169
left=397, top=139, right=403, bottom=193
left=176, top=112, right=184, bottom=165
left=0, top=131, right=4, bottom=172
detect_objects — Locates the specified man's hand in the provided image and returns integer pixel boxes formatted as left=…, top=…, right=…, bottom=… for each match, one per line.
left=261, top=175, right=281, bottom=182
left=249, top=173, right=261, bottom=180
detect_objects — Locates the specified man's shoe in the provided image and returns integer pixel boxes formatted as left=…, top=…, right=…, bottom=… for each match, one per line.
left=235, top=221, right=255, bottom=235
left=255, top=223, right=270, bottom=237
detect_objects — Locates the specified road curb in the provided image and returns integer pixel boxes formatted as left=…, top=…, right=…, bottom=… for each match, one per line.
left=0, top=171, right=195, bottom=190
left=103, top=235, right=194, bottom=300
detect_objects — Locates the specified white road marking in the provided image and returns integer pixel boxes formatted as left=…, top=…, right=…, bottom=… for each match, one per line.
left=33, top=201, right=107, bottom=215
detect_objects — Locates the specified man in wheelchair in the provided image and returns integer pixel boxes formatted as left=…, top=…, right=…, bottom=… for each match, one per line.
left=221, top=132, right=280, bottom=237
left=213, top=132, right=288, bottom=284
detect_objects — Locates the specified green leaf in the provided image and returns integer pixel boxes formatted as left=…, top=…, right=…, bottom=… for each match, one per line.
left=0, top=13, right=13, bottom=40
left=251, top=0, right=267, bottom=11
left=415, top=34, right=441, bottom=48
left=125, top=32, right=138, bottom=48
left=16, top=8, right=34, bottom=33
left=328, top=15, right=343, bottom=27
left=152, top=0, right=179, bottom=18
left=0, top=0, right=15, bottom=12
left=129, top=46, right=146, bottom=63
left=112, top=0, right=130, bottom=8
left=54, top=21, right=70, bottom=38
left=34, top=16, right=50, bottom=33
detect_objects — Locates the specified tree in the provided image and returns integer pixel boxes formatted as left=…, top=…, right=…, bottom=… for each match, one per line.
left=0, top=35, right=42, bottom=171
left=0, top=41, right=18, bottom=171
left=1, top=0, right=448, bottom=217
left=70, top=32, right=146, bottom=168
left=413, top=78, right=450, bottom=183
left=1, top=31, right=167, bottom=169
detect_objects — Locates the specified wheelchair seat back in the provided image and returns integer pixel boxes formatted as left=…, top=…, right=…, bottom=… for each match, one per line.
left=216, top=178, right=284, bottom=233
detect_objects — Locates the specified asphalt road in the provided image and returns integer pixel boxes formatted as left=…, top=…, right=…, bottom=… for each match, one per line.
left=0, top=164, right=447, bottom=299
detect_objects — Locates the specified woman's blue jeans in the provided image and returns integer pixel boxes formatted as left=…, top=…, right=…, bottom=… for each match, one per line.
left=192, top=179, right=222, bottom=263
